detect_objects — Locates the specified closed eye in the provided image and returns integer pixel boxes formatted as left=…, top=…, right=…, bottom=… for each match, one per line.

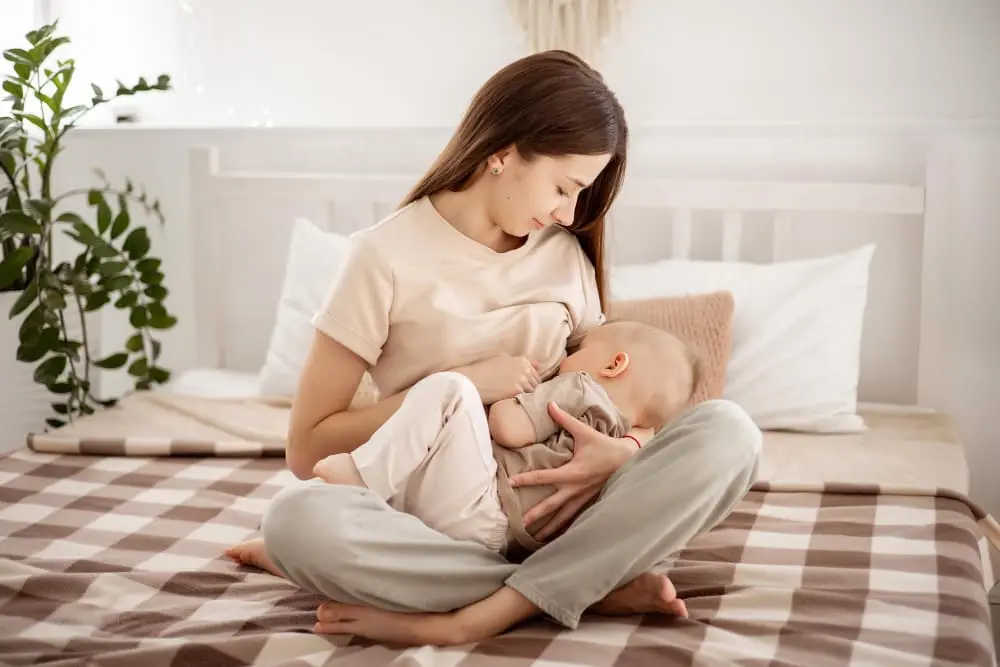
left=557, top=187, right=568, bottom=197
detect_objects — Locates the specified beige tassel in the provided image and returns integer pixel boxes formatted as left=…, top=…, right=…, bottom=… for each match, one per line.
left=508, top=0, right=629, bottom=65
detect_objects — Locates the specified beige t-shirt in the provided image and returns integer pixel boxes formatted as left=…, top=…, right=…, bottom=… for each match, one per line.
left=492, top=371, right=631, bottom=560
left=310, top=196, right=605, bottom=398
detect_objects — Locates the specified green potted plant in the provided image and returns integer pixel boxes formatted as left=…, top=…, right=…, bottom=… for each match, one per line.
left=0, top=21, right=177, bottom=444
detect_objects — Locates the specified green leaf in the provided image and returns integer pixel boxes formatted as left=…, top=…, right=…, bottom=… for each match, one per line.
left=10, top=279, right=38, bottom=317
left=148, top=313, right=177, bottom=330
left=110, top=208, right=129, bottom=239
left=0, top=246, right=34, bottom=289
left=18, top=305, right=46, bottom=338
left=123, top=227, right=149, bottom=260
left=134, top=258, right=160, bottom=272
left=84, top=290, right=109, bottom=311
left=129, top=306, right=148, bottom=327
left=144, top=284, right=167, bottom=300
left=150, top=366, right=170, bottom=383
left=151, top=339, right=162, bottom=360
left=45, top=418, right=65, bottom=429
left=47, top=382, right=73, bottom=394
left=52, top=402, right=68, bottom=415
left=94, top=352, right=128, bottom=369
left=32, top=325, right=61, bottom=353
left=87, top=189, right=102, bottom=205
left=98, top=260, right=127, bottom=277
left=2, top=80, right=21, bottom=96
left=70, top=221, right=100, bottom=245
left=57, top=211, right=86, bottom=226
left=3, top=49, right=34, bottom=67
left=54, top=105, right=87, bottom=125
left=0, top=210, right=42, bottom=235
left=100, top=274, right=131, bottom=291
left=18, top=113, right=47, bottom=134
left=96, top=200, right=112, bottom=233
left=34, top=355, right=66, bottom=383
left=141, top=270, right=163, bottom=286
left=128, top=357, right=148, bottom=377
left=125, top=333, right=143, bottom=352
left=25, top=199, right=52, bottom=218
left=91, top=243, right=117, bottom=259
left=114, top=291, right=138, bottom=308
left=16, top=342, right=48, bottom=363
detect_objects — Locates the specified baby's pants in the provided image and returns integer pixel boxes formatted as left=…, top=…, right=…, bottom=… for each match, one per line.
left=349, top=371, right=509, bottom=552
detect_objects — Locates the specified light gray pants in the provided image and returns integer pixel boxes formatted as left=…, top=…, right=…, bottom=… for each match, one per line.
left=261, top=399, right=762, bottom=629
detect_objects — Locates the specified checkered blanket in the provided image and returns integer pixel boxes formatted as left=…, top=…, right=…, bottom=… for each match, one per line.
left=0, top=449, right=994, bottom=667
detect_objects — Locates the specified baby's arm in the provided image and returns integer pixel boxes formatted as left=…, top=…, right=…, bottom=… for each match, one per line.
left=489, top=373, right=593, bottom=448
left=488, top=399, right=538, bottom=448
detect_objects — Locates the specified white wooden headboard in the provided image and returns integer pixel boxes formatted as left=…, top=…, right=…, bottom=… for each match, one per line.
left=188, top=143, right=948, bottom=408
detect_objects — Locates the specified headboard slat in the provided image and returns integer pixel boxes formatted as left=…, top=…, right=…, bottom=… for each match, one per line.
left=672, top=209, right=692, bottom=259
left=721, top=210, right=744, bottom=261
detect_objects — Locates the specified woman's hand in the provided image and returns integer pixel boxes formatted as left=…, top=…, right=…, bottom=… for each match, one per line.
left=456, top=354, right=541, bottom=404
left=508, top=401, right=638, bottom=541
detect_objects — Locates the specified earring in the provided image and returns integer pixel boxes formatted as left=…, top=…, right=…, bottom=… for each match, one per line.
left=491, top=166, right=501, bottom=175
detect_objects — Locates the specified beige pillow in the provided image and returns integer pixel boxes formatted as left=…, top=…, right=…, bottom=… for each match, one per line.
left=607, top=291, right=735, bottom=405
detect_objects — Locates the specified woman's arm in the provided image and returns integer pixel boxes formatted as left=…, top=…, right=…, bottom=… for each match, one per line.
left=286, top=330, right=409, bottom=479
left=287, top=332, right=544, bottom=479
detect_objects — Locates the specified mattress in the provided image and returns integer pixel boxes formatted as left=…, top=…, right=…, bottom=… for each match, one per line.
left=0, top=371, right=994, bottom=666
left=761, top=402, right=970, bottom=492
left=164, top=370, right=974, bottom=492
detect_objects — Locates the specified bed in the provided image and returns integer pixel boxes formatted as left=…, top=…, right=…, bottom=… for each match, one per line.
left=0, top=142, right=996, bottom=666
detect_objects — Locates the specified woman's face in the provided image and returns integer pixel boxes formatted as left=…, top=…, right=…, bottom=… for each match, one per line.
left=486, top=148, right=612, bottom=238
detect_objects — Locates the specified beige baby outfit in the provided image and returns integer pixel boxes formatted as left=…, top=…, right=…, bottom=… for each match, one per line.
left=493, top=371, right=631, bottom=559
left=348, top=369, right=628, bottom=558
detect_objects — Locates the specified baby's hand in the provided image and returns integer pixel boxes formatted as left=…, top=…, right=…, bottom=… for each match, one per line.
left=488, top=399, right=538, bottom=448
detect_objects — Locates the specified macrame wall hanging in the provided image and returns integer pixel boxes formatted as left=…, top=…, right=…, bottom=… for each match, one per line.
left=508, top=0, right=630, bottom=65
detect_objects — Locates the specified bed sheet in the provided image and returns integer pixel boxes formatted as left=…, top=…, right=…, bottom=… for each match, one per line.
left=0, top=447, right=995, bottom=666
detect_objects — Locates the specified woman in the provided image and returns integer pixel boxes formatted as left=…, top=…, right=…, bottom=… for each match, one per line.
left=252, top=50, right=761, bottom=645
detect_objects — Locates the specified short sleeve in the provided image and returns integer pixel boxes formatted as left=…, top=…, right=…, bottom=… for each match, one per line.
left=567, top=247, right=606, bottom=348
left=514, top=372, right=596, bottom=442
left=309, top=235, right=393, bottom=367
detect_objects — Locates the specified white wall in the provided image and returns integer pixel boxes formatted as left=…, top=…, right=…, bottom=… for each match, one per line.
left=42, top=0, right=1000, bottom=127
left=16, top=1, right=1000, bottom=517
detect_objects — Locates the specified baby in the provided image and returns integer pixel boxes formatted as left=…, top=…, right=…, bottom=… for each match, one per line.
left=226, top=320, right=700, bottom=573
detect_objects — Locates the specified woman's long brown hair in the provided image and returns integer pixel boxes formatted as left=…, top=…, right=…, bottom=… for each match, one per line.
left=400, top=50, right=628, bottom=311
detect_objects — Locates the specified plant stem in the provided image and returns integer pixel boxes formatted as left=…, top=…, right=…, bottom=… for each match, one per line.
left=54, top=308, right=80, bottom=419
left=71, top=287, right=94, bottom=404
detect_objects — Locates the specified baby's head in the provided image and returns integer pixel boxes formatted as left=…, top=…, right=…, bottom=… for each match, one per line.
left=560, top=320, right=700, bottom=431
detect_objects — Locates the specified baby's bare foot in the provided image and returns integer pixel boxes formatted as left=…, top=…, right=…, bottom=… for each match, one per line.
left=591, top=572, right=689, bottom=618
left=225, top=538, right=285, bottom=578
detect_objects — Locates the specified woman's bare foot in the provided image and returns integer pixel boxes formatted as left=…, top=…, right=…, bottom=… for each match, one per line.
left=225, top=538, right=286, bottom=578
left=591, top=572, right=688, bottom=618
left=313, top=601, right=465, bottom=646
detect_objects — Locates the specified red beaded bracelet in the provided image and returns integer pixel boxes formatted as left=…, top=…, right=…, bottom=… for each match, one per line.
left=624, top=434, right=641, bottom=449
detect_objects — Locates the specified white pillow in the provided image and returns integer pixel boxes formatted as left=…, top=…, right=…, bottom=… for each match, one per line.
left=258, top=217, right=350, bottom=397
left=611, top=244, right=876, bottom=433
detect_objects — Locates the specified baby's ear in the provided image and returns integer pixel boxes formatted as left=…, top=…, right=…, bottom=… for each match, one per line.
left=602, top=351, right=630, bottom=377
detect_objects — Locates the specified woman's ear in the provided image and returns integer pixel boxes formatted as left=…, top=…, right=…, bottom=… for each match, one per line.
left=489, top=145, right=516, bottom=172
left=601, top=351, right=630, bottom=378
